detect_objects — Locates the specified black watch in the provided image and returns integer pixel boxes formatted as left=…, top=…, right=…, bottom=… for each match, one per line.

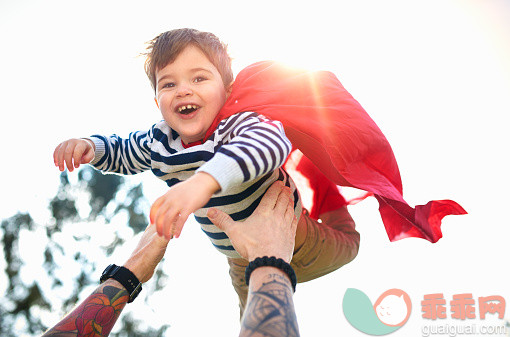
left=100, top=264, right=142, bottom=303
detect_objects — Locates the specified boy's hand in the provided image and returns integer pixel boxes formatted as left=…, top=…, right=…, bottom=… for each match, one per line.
left=53, top=138, right=95, bottom=172
left=150, top=172, right=220, bottom=239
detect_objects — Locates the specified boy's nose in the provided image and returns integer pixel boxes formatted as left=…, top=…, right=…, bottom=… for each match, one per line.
left=176, top=85, right=193, bottom=97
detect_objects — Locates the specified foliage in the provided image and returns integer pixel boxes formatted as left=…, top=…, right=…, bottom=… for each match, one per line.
left=0, top=167, right=169, bottom=336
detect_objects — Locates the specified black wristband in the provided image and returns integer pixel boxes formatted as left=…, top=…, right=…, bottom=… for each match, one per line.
left=245, top=256, right=297, bottom=292
left=100, top=264, right=142, bottom=303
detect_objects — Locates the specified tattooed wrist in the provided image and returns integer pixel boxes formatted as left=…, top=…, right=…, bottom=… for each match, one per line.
left=42, top=279, right=129, bottom=337
left=266, top=272, right=292, bottom=285
left=241, top=268, right=299, bottom=337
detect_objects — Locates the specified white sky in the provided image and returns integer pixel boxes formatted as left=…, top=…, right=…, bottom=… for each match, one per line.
left=1, top=0, right=510, bottom=336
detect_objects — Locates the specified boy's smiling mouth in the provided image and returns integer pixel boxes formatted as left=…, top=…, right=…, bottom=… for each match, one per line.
left=176, top=104, right=199, bottom=115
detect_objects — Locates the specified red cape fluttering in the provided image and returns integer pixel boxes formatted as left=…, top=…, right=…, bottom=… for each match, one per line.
left=205, top=61, right=467, bottom=243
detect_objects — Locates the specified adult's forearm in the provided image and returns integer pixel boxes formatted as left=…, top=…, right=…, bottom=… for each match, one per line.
left=42, top=279, right=129, bottom=337
left=240, top=266, right=300, bottom=337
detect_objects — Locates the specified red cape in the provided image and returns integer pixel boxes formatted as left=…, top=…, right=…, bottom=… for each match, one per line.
left=205, top=61, right=466, bottom=243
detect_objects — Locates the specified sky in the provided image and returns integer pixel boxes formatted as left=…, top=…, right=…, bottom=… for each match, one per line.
left=1, top=0, right=510, bottom=336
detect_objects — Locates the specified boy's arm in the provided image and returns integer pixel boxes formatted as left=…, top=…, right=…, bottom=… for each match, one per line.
left=197, top=113, right=292, bottom=192
left=53, top=126, right=153, bottom=175
left=88, top=128, right=153, bottom=175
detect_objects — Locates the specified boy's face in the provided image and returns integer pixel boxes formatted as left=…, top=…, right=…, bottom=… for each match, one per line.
left=155, top=45, right=231, bottom=144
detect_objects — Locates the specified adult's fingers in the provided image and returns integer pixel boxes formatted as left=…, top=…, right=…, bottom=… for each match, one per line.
left=290, top=211, right=298, bottom=233
left=273, top=185, right=292, bottom=217
left=207, top=208, right=235, bottom=233
left=257, top=181, right=285, bottom=212
left=283, top=199, right=296, bottom=230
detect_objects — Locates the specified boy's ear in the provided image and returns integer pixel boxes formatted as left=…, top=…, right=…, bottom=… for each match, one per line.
left=225, top=81, right=234, bottom=98
left=154, top=97, right=160, bottom=109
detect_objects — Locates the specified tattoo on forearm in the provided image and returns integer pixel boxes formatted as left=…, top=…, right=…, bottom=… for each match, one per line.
left=42, top=282, right=129, bottom=337
left=242, top=273, right=299, bottom=337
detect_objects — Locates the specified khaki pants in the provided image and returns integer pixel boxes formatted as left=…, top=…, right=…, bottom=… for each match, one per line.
left=227, top=205, right=360, bottom=318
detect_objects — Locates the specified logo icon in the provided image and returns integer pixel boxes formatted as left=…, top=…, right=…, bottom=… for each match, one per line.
left=342, top=288, right=412, bottom=335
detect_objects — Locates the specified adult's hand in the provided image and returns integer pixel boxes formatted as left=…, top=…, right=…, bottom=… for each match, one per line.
left=207, top=181, right=298, bottom=263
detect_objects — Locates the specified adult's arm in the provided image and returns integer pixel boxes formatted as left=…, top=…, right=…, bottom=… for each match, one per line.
left=241, top=267, right=299, bottom=337
left=42, top=224, right=169, bottom=337
left=207, top=180, right=300, bottom=336
left=43, top=181, right=299, bottom=337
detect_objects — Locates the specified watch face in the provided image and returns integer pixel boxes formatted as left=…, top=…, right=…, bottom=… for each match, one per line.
left=100, top=264, right=117, bottom=283
left=99, top=264, right=142, bottom=303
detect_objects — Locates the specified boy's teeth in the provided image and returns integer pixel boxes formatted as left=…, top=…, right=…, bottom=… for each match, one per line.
left=178, top=104, right=198, bottom=112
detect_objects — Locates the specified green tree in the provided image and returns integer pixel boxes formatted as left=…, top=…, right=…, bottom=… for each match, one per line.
left=0, top=167, right=169, bottom=336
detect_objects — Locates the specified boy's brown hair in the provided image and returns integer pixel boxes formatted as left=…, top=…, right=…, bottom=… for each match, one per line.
left=144, top=28, right=233, bottom=93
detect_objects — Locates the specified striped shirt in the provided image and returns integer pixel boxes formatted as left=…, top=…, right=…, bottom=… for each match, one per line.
left=89, top=111, right=302, bottom=258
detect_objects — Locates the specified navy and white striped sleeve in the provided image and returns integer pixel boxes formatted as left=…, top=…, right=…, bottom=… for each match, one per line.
left=88, top=126, right=153, bottom=175
left=197, top=114, right=292, bottom=191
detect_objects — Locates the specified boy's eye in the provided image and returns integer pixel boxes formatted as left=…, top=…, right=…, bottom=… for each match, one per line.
left=193, top=76, right=206, bottom=83
left=162, top=82, right=175, bottom=89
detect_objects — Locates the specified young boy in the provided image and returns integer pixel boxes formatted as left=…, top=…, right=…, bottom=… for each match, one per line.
left=53, top=28, right=360, bottom=316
